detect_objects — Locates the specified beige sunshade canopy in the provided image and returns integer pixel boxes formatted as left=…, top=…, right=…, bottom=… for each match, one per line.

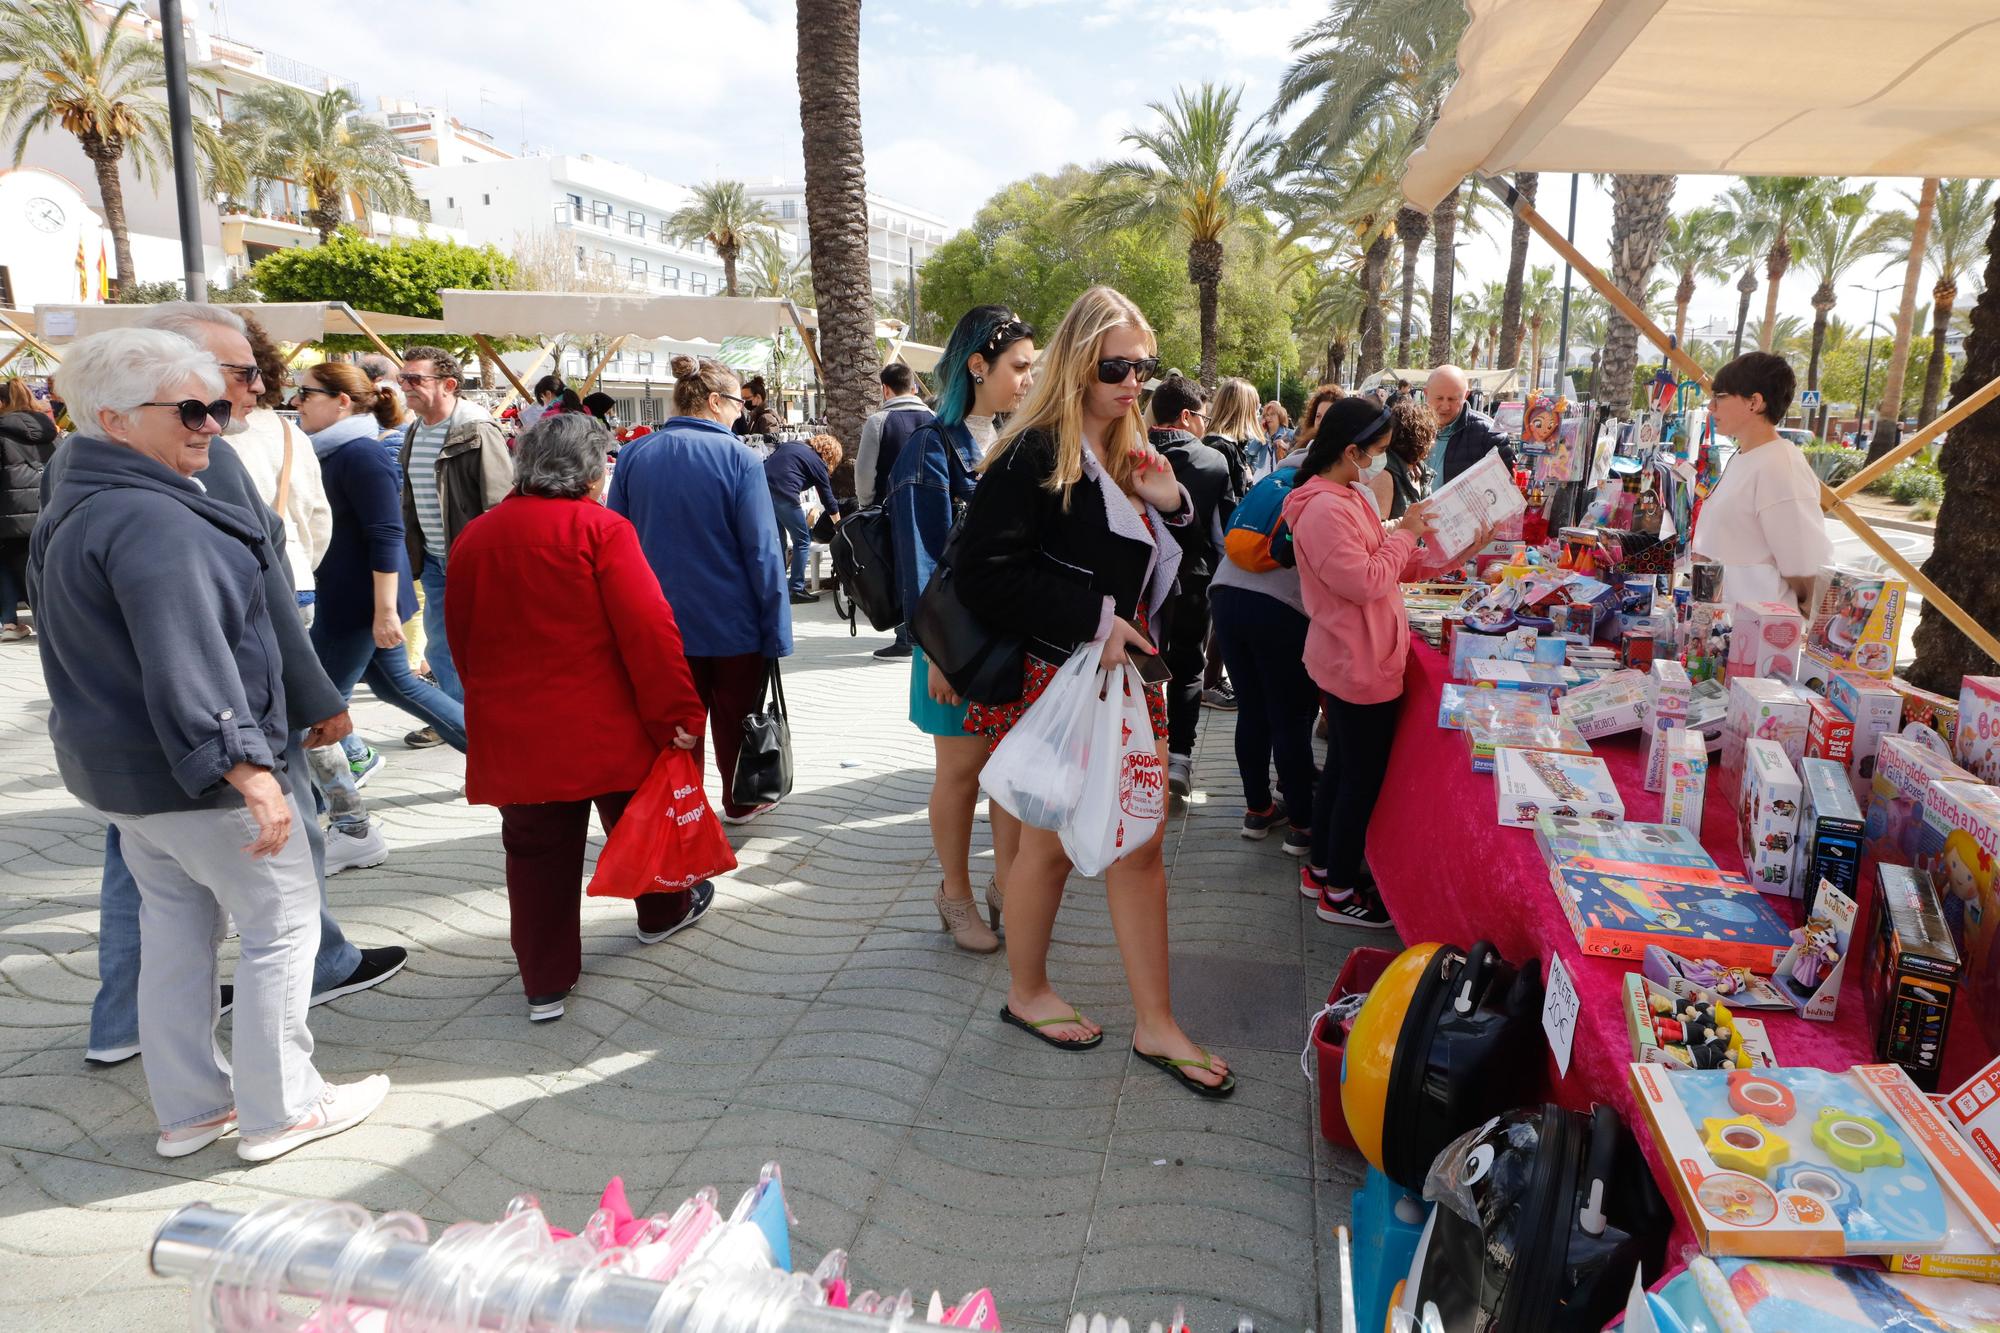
left=33, top=301, right=450, bottom=344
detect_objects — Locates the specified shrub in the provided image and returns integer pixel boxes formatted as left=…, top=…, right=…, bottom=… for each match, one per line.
left=1802, top=446, right=1862, bottom=487
left=1888, top=462, right=1944, bottom=506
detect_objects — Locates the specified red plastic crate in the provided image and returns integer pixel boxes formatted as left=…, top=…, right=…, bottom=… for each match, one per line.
left=1315, top=946, right=1398, bottom=1148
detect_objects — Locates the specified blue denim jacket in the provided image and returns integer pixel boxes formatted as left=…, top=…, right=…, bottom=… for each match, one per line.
left=886, top=419, right=980, bottom=623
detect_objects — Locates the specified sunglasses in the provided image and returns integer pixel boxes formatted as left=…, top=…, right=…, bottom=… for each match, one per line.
left=397, top=372, right=441, bottom=386
left=1097, top=356, right=1160, bottom=385
left=218, top=361, right=264, bottom=388
left=140, top=398, right=234, bottom=431
left=289, top=386, right=338, bottom=408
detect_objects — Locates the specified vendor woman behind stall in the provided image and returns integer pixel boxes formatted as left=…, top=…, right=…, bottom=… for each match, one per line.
left=1691, top=353, right=1832, bottom=610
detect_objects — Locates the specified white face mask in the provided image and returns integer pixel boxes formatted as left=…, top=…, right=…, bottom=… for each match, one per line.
left=1357, top=449, right=1387, bottom=480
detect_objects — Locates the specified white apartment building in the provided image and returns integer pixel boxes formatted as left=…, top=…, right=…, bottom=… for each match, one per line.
left=747, top=180, right=946, bottom=299
left=368, top=100, right=516, bottom=169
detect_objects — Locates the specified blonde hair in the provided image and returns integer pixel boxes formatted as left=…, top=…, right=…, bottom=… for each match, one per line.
left=987, top=286, right=1153, bottom=499
left=1208, top=377, right=1265, bottom=444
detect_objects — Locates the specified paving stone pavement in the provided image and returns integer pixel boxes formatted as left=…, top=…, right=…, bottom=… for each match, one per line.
left=0, top=604, right=1379, bottom=1330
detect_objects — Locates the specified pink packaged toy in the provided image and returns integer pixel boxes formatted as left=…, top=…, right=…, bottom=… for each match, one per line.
left=1722, top=677, right=1810, bottom=796
left=1956, top=675, right=2000, bottom=784
left=1915, top=780, right=2000, bottom=1053
left=1865, top=735, right=1975, bottom=868
left=1727, top=600, right=1805, bottom=683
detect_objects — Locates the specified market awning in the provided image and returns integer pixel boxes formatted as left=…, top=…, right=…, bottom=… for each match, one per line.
left=438, top=290, right=807, bottom=341
left=1402, top=0, right=2000, bottom=212
left=1360, top=367, right=1520, bottom=395
left=884, top=340, right=944, bottom=374
left=31, top=301, right=449, bottom=345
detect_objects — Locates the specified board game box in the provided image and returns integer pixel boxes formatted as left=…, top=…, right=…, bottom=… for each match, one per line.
left=1551, top=864, right=1795, bottom=970
left=1496, top=747, right=1624, bottom=828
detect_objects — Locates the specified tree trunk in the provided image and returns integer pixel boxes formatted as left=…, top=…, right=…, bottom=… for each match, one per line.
left=795, top=0, right=875, bottom=496
left=1498, top=172, right=1537, bottom=371
left=1601, top=174, right=1676, bottom=419
left=1674, top=271, right=1696, bottom=350
left=1870, top=176, right=1939, bottom=461
left=1919, top=286, right=1956, bottom=426
left=1357, top=228, right=1392, bottom=381
left=1467, top=333, right=1483, bottom=372
left=1528, top=317, right=1544, bottom=394
left=84, top=138, right=135, bottom=299
left=1908, top=193, right=2000, bottom=693
left=1733, top=270, right=1757, bottom=358
left=1324, top=340, right=1338, bottom=387
left=721, top=244, right=740, bottom=297
left=1394, top=206, right=1427, bottom=369
left=1189, top=236, right=1224, bottom=388
left=1759, top=237, right=1790, bottom=351
left=1427, top=183, right=1462, bottom=367
left=1808, top=293, right=1833, bottom=391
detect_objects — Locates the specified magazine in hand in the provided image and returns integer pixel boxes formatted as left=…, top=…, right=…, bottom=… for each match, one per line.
left=1428, top=449, right=1526, bottom=561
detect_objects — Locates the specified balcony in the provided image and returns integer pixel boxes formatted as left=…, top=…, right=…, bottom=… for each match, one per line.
left=220, top=210, right=316, bottom=257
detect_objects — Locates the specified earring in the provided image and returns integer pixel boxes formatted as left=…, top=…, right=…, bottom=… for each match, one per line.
left=970, top=374, right=985, bottom=385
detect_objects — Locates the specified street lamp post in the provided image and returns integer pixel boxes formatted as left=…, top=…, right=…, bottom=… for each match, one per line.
left=158, top=0, right=207, bottom=301
left=1855, top=282, right=1897, bottom=442
left=1555, top=173, right=1579, bottom=399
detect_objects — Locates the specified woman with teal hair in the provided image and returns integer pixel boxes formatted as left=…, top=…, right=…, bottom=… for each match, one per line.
left=886, top=305, right=1036, bottom=953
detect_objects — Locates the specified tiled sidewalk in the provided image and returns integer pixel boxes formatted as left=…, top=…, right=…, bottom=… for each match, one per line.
left=0, top=606, right=1373, bottom=1330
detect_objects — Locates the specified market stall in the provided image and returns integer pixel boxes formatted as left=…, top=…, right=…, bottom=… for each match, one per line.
left=30, top=300, right=453, bottom=362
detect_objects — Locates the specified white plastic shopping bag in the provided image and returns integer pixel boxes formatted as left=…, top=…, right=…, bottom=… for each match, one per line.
left=1059, top=660, right=1166, bottom=877
left=979, top=639, right=1106, bottom=830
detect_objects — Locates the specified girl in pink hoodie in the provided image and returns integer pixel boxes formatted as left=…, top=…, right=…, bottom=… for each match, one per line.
left=1280, top=397, right=1444, bottom=928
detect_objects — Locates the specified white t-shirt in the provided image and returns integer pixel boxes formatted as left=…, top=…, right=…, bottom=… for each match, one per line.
left=1691, top=438, right=1833, bottom=610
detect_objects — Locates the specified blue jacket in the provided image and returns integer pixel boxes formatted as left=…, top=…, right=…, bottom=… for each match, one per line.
left=312, top=414, right=417, bottom=635
left=762, top=438, right=835, bottom=514
left=608, top=416, right=791, bottom=658
left=29, top=436, right=288, bottom=814
left=886, top=420, right=979, bottom=624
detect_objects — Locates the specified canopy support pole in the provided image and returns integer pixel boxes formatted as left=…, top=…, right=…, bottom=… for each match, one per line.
left=283, top=342, right=313, bottom=367
left=1832, top=370, right=2000, bottom=499
left=490, top=340, right=557, bottom=411
left=0, top=341, right=29, bottom=375
left=0, top=312, right=61, bottom=366
left=340, top=305, right=399, bottom=362
left=783, top=300, right=825, bottom=380
left=1485, top=172, right=2000, bottom=664
left=473, top=335, right=532, bottom=402
left=576, top=336, right=630, bottom=396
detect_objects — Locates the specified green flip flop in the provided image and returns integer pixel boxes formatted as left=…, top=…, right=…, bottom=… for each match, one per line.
left=1133, top=1045, right=1237, bottom=1099
left=1000, top=1005, right=1103, bottom=1051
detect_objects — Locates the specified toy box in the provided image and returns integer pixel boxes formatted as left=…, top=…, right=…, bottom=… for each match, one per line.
left=1914, top=781, right=2000, bottom=1028
left=1794, top=644, right=1848, bottom=696
left=1892, top=677, right=1961, bottom=752
left=1727, top=600, right=1806, bottom=684
left=1466, top=713, right=1592, bottom=774
left=1496, top=747, right=1623, bottom=829
left=1806, top=697, right=1854, bottom=767
left=1799, top=757, right=1865, bottom=919
left=1776, top=880, right=1855, bottom=1022
left=1722, top=678, right=1810, bottom=791
left=1826, top=670, right=1903, bottom=796
left=1807, top=566, right=1908, bottom=678
left=1558, top=668, right=1651, bottom=739
left=1467, top=657, right=1576, bottom=697
left=1644, top=944, right=1791, bottom=1011
left=1680, top=601, right=1730, bottom=684
left=1623, top=972, right=1773, bottom=1071
left=1866, top=864, right=1961, bottom=1092
left=1957, top=676, right=2000, bottom=784
left=1663, top=729, right=1709, bottom=837
left=1552, top=866, right=1795, bottom=970
left=1436, top=682, right=1549, bottom=731
left=1629, top=1063, right=1976, bottom=1257
left=1534, top=813, right=1722, bottom=883
left=1866, top=736, right=1977, bottom=868
left=1643, top=659, right=1692, bottom=793
left=1739, top=739, right=1803, bottom=899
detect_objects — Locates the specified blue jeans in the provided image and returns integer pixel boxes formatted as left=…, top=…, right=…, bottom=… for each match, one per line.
left=87, top=735, right=362, bottom=1053
left=311, top=614, right=468, bottom=752
left=419, top=552, right=462, bottom=703
left=775, top=500, right=811, bottom=593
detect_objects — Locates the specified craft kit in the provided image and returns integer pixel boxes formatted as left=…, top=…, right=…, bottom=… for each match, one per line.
left=1436, top=682, right=1549, bottom=731
left=1623, top=972, right=1774, bottom=1070
left=1466, top=713, right=1592, bottom=774
left=1805, top=696, right=1854, bottom=768
left=1865, top=735, right=1976, bottom=868
left=1721, top=677, right=1810, bottom=791
left=1825, top=670, right=1902, bottom=796
left=1550, top=864, right=1795, bottom=970
left=1738, top=739, right=1803, bottom=899
left=1558, top=668, right=1652, bottom=739
left=1644, top=944, right=1791, bottom=1010
left=1662, top=728, right=1710, bottom=837
left=1866, top=864, right=1961, bottom=1092
left=1806, top=566, right=1907, bottom=678
left=1913, top=780, right=2000, bottom=1043
left=1775, top=880, right=1855, bottom=1022
left=1957, top=675, right=2000, bottom=783
left=1534, top=813, right=1715, bottom=877
left=1727, top=600, right=1806, bottom=684
left=1497, top=746, right=1624, bottom=828
left=1643, top=659, right=1692, bottom=793
left=1892, top=676, right=1961, bottom=752
left=1798, top=757, right=1865, bottom=919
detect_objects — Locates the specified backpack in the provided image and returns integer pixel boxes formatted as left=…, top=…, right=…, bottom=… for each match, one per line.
left=829, top=504, right=903, bottom=634
left=1223, top=466, right=1299, bottom=572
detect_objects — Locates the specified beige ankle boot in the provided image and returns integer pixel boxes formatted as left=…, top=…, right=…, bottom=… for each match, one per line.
left=936, top=885, right=1000, bottom=953
left=985, top=878, right=1005, bottom=932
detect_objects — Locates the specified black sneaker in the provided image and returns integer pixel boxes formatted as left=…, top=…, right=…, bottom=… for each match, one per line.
left=789, top=589, right=820, bottom=605
left=310, top=946, right=408, bottom=1007
left=872, top=641, right=914, bottom=659
left=1282, top=826, right=1314, bottom=857
left=1317, top=887, right=1393, bottom=929
left=527, top=991, right=568, bottom=1023
left=1241, top=801, right=1287, bottom=840
left=1201, top=684, right=1238, bottom=710
left=637, top=881, right=717, bottom=944
left=219, top=984, right=233, bottom=1016
left=404, top=727, right=443, bottom=749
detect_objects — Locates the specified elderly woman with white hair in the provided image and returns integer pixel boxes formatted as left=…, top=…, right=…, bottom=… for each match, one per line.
left=28, top=328, right=389, bottom=1162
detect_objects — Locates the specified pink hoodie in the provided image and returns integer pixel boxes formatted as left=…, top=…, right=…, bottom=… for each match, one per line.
left=1281, top=475, right=1432, bottom=704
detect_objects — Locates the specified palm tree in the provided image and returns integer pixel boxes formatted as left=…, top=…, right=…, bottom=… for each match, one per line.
left=0, top=0, right=226, bottom=296
left=1457, top=281, right=1504, bottom=370
left=1071, top=83, right=1276, bottom=387
left=741, top=230, right=814, bottom=305
left=1723, top=176, right=1833, bottom=352
left=1274, top=115, right=1406, bottom=383
left=1517, top=265, right=1560, bottom=391
left=1906, top=179, right=1997, bottom=426
left=1497, top=173, right=1539, bottom=371
left=794, top=0, right=875, bottom=480
left=1866, top=178, right=1938, bottom=460
left=1600, top=174, right=1676, bottom=417
left=1393, top=204, right=1428, bottom=367
left=1721, top=210, right=1777, bottom=359
left=1299, top=266, right=1367, bottom=386
left=1745, top=314, right=1809, bottom=361
left=219, top=85, right=416, bottom=242
left=1797, top=187, right=1893, bottom=431
left=1660, top=206, right=1732, bottom=350
left=668, top=180, right=775, bottom=298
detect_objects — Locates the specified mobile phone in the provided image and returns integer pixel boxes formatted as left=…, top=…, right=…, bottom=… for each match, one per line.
left=1132, top=648, right=1173, bottom=686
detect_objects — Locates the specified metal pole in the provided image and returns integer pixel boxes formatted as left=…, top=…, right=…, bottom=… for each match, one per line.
left=158, top=0, right=208, bottom=301
left=1858, top=286, right=1883, bottom=438
left=1555, top=172, right=1578, bottom=398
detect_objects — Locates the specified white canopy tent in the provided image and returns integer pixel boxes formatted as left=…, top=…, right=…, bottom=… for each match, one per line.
left=30, top=301, right=450, bottom=358
left=1359, top=367, right=1520, bottom=396
left=1398, top=0, right=2000, bottom=662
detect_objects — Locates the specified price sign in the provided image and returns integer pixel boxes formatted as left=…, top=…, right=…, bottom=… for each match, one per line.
left=1543, top=953, right=1580, bottom=1077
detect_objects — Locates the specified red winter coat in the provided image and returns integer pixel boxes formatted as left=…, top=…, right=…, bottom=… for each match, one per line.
left=445, top=494, right=705, bottom=806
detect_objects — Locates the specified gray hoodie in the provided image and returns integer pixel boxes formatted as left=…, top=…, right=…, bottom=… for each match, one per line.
left=30, top=437, right=289, bottom=815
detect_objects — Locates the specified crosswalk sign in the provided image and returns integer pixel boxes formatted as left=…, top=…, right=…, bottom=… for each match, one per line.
left=1800, top=389, right=1822, bottom=408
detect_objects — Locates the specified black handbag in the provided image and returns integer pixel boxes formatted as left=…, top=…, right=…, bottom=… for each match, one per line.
left=911, top=525, right=1025, bottom=706
left=729, top=660, right=794, bottom=809
left=829, top=504, right=903, bottom=634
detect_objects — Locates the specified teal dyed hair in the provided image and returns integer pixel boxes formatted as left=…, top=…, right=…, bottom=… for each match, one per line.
left=934, top=304, right=1031, bottom=428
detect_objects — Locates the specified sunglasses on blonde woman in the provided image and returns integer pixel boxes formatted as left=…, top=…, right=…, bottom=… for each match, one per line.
left=139, top=399, right=234, bottom=430
left=1096, top=356, right=1161, bottom=385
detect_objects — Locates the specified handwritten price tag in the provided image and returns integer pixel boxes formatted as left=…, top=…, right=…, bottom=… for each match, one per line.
left=1542, top=953, right=1580, bottom=1078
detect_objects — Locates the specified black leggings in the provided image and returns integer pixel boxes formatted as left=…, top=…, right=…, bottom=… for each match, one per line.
left=1310, top=690, right=1403, bottom=888
left=1210, top=585, right=1318, bottom=819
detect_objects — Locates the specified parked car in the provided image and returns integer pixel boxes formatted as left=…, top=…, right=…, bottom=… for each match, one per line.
left=1777, top=427, right=1815, bottom=448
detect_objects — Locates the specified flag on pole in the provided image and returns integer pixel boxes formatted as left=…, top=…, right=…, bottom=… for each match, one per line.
left=97, top=239, right=110, bottom=301
left=76, top=239, right=88, bottom=299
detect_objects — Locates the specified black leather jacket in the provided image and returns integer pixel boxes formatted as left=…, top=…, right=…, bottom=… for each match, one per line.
left=1440, top=407, right=1518, bottom=485
left=1151, top=428, right=1238, bottom=585
left=0, top=410, right=56, bottom=541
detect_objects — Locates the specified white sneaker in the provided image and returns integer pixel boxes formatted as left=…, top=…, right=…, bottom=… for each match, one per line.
left=237, top=1075, right=390, bottom=1163
left=325, top=822, right=388, bottom=875
left=157, top=1107, right=236, bottom=1158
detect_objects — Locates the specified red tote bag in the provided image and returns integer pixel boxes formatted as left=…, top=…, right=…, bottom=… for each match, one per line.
left=586, top=747, right=738, bottom=899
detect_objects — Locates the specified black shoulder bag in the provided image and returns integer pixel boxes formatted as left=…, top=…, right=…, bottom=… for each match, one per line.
left=910, top=441, right=1025, bottom=705
left=730, top=659, right=794, bottom=809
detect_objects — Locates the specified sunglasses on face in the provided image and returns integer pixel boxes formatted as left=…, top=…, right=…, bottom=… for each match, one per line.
left=140, top=398, right=234, bottom=431
left=289, top=386, right=338, bottom=408
left=397, top=372, right=440, bottom=386
left=218, top=361, right=264, bottom=388
left=1097, top=356, right=1160, bottom=385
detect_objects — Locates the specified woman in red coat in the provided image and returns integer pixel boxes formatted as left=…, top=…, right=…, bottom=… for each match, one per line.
left=446, top=414, right=709, bottom=1023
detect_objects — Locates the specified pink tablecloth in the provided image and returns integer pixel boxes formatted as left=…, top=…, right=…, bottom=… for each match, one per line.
left=1364, top=640, right=1990, bottom=1240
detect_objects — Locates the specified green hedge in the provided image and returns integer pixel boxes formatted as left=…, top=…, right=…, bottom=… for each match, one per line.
left=1802, top=446, right=1862, bottom=487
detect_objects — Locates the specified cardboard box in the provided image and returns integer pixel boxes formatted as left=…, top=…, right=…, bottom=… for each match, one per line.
left=1867, top=863, right=1961, bottom=1092
left=1865, top=734, right=1977, bottom=868
left=1678, top=601, right=1729, bottom=684
left=1914, top=780, right=2000, bottom=1005
left=1553, top=866, right=1793, bottom=970
left=1827, top=670, right=1903, bottom=796
left=1957, top=676, right=2000, bottom=784
left=1534, top=814, right=1714, bottom=876
left=1799, top=757, right=1865, bottom=917
left=1662, top=729, right=1709, bottom=837
left=1495, top=747, right=1624, bottom=829
left=1467, top=657, right=1576, bottom=697
left=1644, top=659, right=1693, bottom=793
left=1466, top=714, right=1592, bottom=774
left=1806, top=696, right=1855, bottom=768
left=1893, top=677, right=1962, bottom=752
left=1436, top=683, right=1549, bottom=731
left=1775, top=880, right=1854, bottom=1022
left=1558, top=668, right=1651, bottom=739
left=1794, top=643, right=1847, bottom=697
left=1807, top=565, right=1908, bottom=678
left=1623, top=972, right=1776, bottom=1070
left=1739, top=738, right=1803, bottom=898
left=1721, top=677, right=1811, bottom=791
left=1727, top=599, right=1806, bottom=683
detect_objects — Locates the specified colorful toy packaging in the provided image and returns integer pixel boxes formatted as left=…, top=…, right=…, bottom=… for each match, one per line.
left=1806, top=566, right=1907, bottom=678
left=1914, top=780, right=2000, bottom=1043
left=1623, top=972, right=1772, bottom=1070
left=1679, top=601, right=1730, bottom=684
left=1891, top=676, right=1961, bottom=752
left=1558, top=668, right=1652, bottom=739
left=1956, top=675, right=2000, bottom=783
left=1436, top=682, right=1549, bottom=731
left=1727, top=600, right=1806, bottom=684
left=1644, top=659, right=1692, bottom=793
left=1865, top=864, right=1961, bottom=1092
left=1496, top=747, right=1623, bottom=828
left=1467, top=657, right=1577, bottom=697
left=1775, top=880, right=1854, bottom=1021
left=1551, top=866, right=1794, bottom=970
left=1825, top=670, right=1902, bottom=797
left=1663, top=729, right=1710, bottom=838
left=1865, top=734, right=1976, bottom=868
left=1799, top=757, right=1864, bottom=918
left=1739, top=739, right=1803, bottom=898
left=1465, top=714, right=1592, bottom=774
left=1535, top=813, right=1712, bottom=874
left=1644, top=944, right=1791, bottom=1010
left=1805, top=696, right=1854, bottom=769
left=1721, top=678, right=1810, bottom=793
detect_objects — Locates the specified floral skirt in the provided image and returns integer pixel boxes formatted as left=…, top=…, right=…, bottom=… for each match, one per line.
left=963, top=603, right=1170, bottom=756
